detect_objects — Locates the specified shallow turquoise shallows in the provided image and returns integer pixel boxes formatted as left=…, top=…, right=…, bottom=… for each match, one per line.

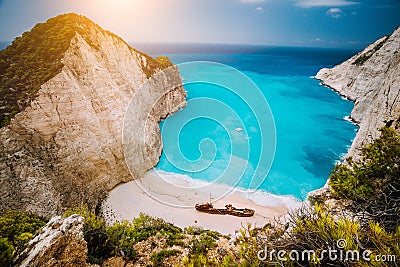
left=154, top=46, right=357, bottom=201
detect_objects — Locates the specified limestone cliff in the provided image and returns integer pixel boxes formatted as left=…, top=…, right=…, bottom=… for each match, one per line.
left=0, top=14, right=186, bottom=217
left=316, top=26, right=400, bottom=158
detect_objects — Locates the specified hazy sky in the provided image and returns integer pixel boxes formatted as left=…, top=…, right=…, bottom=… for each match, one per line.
left=0, top=0, right=399, bottom=48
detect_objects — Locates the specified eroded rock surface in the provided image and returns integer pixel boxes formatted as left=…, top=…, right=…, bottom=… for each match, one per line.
left=316, top=26, right=400, bottom=157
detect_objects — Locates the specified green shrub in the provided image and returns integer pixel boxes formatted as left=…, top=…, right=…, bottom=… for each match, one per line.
left=105, top=214, right=184, bottom=261
left=184, top=226, right=201, bottom=235
left=180, top=252, right=236, bottom=267
left=150, top=249, right=180, bottom=266
left=0, top=237, right=14, bottom=267
left=63, top=209, right=184, bottom=264
left=64, top=206, right=114, bottom=264
left=284, top=205, right=399, bottom=266
left=166, top=232, right=185, bottom=247
left=184, top=226, right=221, bottom=239
left=329, top=127, right=400, bottom=230
left=0, top=210, right=46, bottom=266
left=188, top=232, right=217, bottom=256
left=235, top=205, right=400, bottom=266
left=233, top=223, right=260, bottom=267
left=105, top=221, right=138, bottom=262
left=104, top=212, right=184, bottom=250
left=155, top=56, right=173, bottom=69
left=0, top=210, right=46, bottom=252
left=180, top=254, right=209, bottom=267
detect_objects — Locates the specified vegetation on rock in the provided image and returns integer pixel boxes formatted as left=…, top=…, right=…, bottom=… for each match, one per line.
left=226, top=127, right=399, bottom=266
left=63, top=207, right=186, bottom=265
left=0, top=13, right=173, bottom=127
left=1, top=131, right=398, bottom=266
left=48, top=127, right=400, bottom=266
left=0, top=13, right=94, bottom=127
left=150, top=249, right=181, bottom=266
left=61, top=207, right=238, bottom=266
left=0, top=210, right=46, bottom=266
left=235, top=205, right=399, bottom=266
left=330, top=127, right=400, bottom=231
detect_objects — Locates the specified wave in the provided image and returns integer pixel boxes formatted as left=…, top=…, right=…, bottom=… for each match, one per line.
left=236, top=188, right=302, bottom=210
left=344, top=115, right=353, bottom=122
left=154, top=169, right=303, bottom=210
left=343, top=115, right=351, bottom=122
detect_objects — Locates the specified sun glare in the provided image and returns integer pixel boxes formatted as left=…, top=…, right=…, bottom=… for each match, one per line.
left=97, top=0, right=134, bottom=9
left=64, top=0, right=174, bottom=42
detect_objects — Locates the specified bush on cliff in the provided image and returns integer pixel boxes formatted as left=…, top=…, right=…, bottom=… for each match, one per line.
left=329, top=127, right=400, bottom=230
left=0, top=238, right=13, bottom=267
left=232, top=128, right=400, bottom=266
left=0, top=14, right=91, bottom=127
left=63, top=206, right=114, bottom=264
left=235, top=205, right=399, bottom=266
left=0, top=210, right=46, bottom=266
left=2, top=127, right=398, bottom=266
left=63, top=207, right=185, bottom=265
left=0, top=13, right=173, bottom=127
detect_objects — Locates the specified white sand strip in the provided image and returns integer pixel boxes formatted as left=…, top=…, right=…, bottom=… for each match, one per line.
left=103, top=170, right=293, bottom=236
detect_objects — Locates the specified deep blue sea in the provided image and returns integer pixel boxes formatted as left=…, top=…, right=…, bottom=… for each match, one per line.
left=135, top=43, right=358, bottom=202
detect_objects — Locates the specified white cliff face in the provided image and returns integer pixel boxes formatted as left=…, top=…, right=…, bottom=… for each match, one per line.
left=0, top=24, right=186, bottom=217
left=316, top=27, right=400, bottom=157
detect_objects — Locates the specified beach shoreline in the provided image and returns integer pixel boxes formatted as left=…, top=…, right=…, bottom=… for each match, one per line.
left=103, top=169, right=295, bottom=235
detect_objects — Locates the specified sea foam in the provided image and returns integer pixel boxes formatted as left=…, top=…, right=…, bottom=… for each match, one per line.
left=155, top=169, right=302, bottom=210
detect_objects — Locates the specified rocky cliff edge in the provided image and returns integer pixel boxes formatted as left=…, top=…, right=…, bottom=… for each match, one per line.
left=0, top=14, right=186, bottom=217
left=316, top=26, right=400, bottom=158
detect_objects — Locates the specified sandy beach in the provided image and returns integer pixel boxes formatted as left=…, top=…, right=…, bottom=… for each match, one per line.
left=103, top=170, right=299, bottom=235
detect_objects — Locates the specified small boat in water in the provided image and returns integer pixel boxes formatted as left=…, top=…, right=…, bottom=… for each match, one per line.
left=235, top=127, right=243, bottom=132
left=195, top=203, right=255, bottom=217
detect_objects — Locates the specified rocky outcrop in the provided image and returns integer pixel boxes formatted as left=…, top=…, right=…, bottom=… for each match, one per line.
left=15, top=215, right=90, bottom=267
left=316, top=26, right=400, bottom=158
left=0, top=15, right=186, bottom=217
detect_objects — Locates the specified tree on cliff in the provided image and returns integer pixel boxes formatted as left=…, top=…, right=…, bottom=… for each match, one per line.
left=330, top=126, right=400, bottom=231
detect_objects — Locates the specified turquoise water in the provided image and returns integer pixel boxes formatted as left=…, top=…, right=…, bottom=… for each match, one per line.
left=153, top=46, right=357, bottom=201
